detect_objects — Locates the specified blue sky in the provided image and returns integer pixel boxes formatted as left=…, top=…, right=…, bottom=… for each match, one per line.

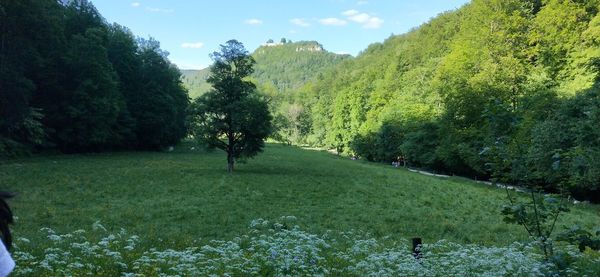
left=93, top=0, right=470, bottom=70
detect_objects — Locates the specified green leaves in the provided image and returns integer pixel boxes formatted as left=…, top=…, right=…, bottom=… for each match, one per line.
left=502, top=193, right=570, bottom=232
left=501, top=190, right=571, bottom=261
left=557, top=225, right=600, bottom=252
left=1, top=0, right=189, bottom=154
left=501, top=202, right=527, bottom=225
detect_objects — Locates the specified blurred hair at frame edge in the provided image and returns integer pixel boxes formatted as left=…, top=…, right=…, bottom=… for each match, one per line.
left=0, top=192, right=15, bottom=277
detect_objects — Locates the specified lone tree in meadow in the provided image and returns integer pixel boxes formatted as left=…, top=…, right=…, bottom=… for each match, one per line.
left=190, top=40, right=272, bottom=173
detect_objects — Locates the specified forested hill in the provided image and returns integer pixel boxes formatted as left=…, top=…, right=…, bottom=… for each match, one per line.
left=284, top=0, right=600, bottom=201
left=252, top=40, right=351, bottom=94
left=181, top=68, right=211, bottom=99
left=181, top=40, right=350, bottom=98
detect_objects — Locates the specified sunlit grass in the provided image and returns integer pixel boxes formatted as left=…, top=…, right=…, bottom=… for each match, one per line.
left=1, top=142, right=598, bottom=252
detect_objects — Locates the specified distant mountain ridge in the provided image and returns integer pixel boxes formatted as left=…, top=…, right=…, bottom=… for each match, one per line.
left=180, top=40, right=350, bottom=98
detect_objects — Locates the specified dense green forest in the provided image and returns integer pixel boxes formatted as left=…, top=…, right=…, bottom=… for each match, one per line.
left=270, top=0, right=600, bottom=201
left=0, top=0, right=188, bottom=155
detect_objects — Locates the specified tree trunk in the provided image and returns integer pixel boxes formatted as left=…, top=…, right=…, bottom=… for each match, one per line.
left=227, top=152, right=234, bottom=173
left=227, top=130, right=235, bottom=173
left=227, top=159, right=234, bottom=173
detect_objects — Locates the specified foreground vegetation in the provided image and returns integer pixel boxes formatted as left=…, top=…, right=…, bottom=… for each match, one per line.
left=13, top=217, right=600, bottom=276
left=1, top=144, right=599, bottom=274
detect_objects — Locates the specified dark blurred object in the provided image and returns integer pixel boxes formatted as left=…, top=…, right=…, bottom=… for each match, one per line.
left=0, top=192, right=15, bottom=251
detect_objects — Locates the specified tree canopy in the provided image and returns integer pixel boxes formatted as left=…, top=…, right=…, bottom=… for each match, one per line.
left=0, top=0, right=188, bottom=155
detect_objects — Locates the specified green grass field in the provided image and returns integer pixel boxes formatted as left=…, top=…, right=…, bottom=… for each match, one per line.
left=1, top=143, right=599, bottom=250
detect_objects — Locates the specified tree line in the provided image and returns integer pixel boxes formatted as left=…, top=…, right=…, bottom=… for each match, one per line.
left=276, top=0, right=600, bottom=201
left=0, top=0, right=188, bottom=156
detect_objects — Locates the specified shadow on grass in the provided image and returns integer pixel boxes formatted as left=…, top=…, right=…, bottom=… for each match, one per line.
left=217, top=165, right=345, bottom=179
left=176, top=161, right=344, bottom=178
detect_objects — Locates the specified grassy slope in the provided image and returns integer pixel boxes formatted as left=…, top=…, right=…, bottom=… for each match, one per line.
left=1, top=143, right=598, bottom=249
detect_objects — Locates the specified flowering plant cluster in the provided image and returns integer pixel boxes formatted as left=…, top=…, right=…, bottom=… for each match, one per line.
left=12, top=217, right=600, bottom=276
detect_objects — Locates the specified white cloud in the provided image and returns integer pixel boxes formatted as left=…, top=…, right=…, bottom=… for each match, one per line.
left=342, top=9, right=359, bottom=16
left=319, top=17, right=347, bottom=26
left=341, top=10, right=383, bottom=29
left=363, top=16, right=383, bottom=29
left=244, top=18, right=263, bottom=25
left=146, top=7, right=174, bottom=13
left=348, top=13, right=370, bottom=23
left=290, top=18, right=310, bottom=27
left=131, top=2, right=141, bottom=8
left=181, top=42, right=204, bottom=49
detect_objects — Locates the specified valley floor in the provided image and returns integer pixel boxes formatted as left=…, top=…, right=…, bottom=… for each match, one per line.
left=2, top=142, right=598, bottom=248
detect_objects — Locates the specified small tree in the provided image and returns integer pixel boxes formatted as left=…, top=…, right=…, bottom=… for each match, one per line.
left=481, top=99, right=570, bottom=262
left=190, top=40, right=272, bottom=173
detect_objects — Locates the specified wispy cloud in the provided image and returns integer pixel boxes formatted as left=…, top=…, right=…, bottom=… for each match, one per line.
left=342, top=10, right=359, bottom=16
left=357, top=1, right=369, bottom=5
left=131, top=2, right=141, bottom=8
left=363, top=17, right=383, bottom=29
left=244, top=18, right=263, bottom=25
left=146, top=7, right=174, bottom=13
left=319, top=17, right=347, bottom=26
left=341, top=10, right=383, bottom=29
left=290, top=18, right=310, bottom=27
left=181, top=42, right=204, bottom=49
left=348, top=13, right=370, bottom=23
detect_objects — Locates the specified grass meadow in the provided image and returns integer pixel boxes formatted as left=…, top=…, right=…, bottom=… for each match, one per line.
left=2, top=143, right=599, bottom=245
left=1, top=143, right=599, bottom=275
